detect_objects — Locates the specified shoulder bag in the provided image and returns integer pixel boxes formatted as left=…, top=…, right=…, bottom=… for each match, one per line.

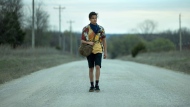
left=78, top=33, right=96, bottom=57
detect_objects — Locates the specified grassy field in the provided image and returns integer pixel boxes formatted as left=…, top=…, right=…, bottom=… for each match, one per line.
left=0, top=46, right=82, bottom=84
left=119, top=50, right=190, bottom=74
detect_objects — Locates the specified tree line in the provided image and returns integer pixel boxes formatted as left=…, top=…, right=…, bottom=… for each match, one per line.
left=107, top=27, right=190, bottom=58
left=0, top=0, right=189, bottom=57
left=0, top=0, right=80, bottom=52
left=0, top=0, right=25, bottom=48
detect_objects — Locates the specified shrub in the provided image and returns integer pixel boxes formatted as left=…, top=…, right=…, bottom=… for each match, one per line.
left=147, top=38, right=176, bottom=52
left=55, top=46, right=61, bottom=50
left=131, top=42, right=146, bottom=57
left=108, top=35, right=145, bottom=58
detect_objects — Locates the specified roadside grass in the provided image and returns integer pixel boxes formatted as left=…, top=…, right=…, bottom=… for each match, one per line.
left=119, top=50, right=190, bottom=74
left=0, top=45, right=81, bottom=84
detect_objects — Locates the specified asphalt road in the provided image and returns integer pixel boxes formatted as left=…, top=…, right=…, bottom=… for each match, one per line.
left=0, top=59, right=190, bottom=107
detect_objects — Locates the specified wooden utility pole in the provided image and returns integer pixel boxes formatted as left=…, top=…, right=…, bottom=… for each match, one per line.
left=32, top=0, right=35, bottom=48
left=54, top=6, right=65, bottom=49
left=75, top=34, right=78, bottom=57
left=67, top=20, right=74, bottom=54
left=179, top=14, right=182, bottom=51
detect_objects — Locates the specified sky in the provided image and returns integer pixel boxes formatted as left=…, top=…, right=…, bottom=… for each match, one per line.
left=23, top=0, right=190, bottom=34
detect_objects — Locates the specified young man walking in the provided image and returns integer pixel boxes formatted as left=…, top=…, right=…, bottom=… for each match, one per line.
left=81, top=12, right=107, bottom=92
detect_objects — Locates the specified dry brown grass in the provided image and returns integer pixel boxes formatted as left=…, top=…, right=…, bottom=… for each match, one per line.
left=0, top=45, right=81, bottom=84
left=119, top=50, right=190, bottom=74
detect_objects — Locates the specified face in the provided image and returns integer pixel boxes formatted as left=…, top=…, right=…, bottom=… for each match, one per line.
left=89, top=15, right=97, bottom=24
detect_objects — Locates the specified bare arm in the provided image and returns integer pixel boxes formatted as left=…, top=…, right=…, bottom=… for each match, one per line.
left=102, top=38, right=107, bottom=59
left=81, top=40, right=94, bottom=46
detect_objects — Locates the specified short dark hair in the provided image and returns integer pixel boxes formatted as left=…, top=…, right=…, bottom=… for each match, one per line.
left=89, top=12, right=98, bottom=19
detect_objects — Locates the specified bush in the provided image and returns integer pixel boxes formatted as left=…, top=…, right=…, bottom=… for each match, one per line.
left=131, top=42, right=146, bottom=57
left=55, top=46, right=61, bottom=50
left=147, top=38, right=176, bottom=52
left=108, top=35, right=145, bottom=58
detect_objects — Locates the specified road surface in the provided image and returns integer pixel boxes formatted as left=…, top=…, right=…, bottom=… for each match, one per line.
left=0, top=59, right=190, bottom=107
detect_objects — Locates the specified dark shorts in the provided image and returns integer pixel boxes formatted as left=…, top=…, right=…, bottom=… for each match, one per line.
left=87, top=53, right=102, bottom=68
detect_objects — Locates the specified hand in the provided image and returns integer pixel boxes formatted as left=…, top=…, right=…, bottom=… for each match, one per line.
left=103, top=52, right=107, bottom=59
left=88, top=42, right=94, bottom=46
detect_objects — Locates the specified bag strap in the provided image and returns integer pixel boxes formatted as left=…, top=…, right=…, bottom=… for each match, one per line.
left=92, top=33, right=96, bottom=42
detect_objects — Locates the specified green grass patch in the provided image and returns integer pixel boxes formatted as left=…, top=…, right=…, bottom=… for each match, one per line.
left=119, top=50, right=190, bottom=74
left=0, top=45, right=81, bottom=84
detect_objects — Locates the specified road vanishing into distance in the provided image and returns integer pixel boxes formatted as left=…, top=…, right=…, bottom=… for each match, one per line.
left=0, top=59, right=190, bottom=107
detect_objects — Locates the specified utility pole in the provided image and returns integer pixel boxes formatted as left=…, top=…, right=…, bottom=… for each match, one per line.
left=75, top=33, right=78, bottom=56
left=67, top=20, right=74, bottom=54
left=54, top=6, right=65, bottom=50
left=75, top=34, right=78, bottom=57
left=179, top=14, right=182, bottom=51
left=32, top=0, right=35, bottom=48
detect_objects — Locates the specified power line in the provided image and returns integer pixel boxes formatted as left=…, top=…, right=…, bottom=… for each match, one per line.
left=67, top=20, right=74, bottom=54
left=54, top=5, right=65, bottom=50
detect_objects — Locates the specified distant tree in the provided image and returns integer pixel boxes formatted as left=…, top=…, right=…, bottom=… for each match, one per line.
left=24, top=2, right=50, bottom=46
left=157, top=27, right=190, bottom=50
left=138, top=20, right=157, bottom=34
left=0, top=0, right=25, bottom=48
left=131, top=42, right=146, bottom=57
left=0, top=1, right=4, bottom=44
left=147, top=38, right=176, bottom=52
left=108, top=35, right=145, bottom=58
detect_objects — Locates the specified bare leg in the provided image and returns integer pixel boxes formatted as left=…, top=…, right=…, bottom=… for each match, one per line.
left=89, top=67, right=94, bottom=82
left=95, top=65, right=100, bottom=80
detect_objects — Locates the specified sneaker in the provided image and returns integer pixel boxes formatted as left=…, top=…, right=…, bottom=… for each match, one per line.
left=89, top=86, right=94, bottom=92
left=95, top=85, right=100, bottom=92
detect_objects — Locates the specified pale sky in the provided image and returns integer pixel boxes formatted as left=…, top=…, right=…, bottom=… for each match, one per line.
left=23, top=0, right=190, bottom=34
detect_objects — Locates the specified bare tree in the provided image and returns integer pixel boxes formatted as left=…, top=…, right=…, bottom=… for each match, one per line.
left=25, top=2, right=50, bottom=46
left=25, top=2, right=49, bottom=31
left=138, top=20, right=157, bottom=34
left=35, top=3, right=49, bottom=32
